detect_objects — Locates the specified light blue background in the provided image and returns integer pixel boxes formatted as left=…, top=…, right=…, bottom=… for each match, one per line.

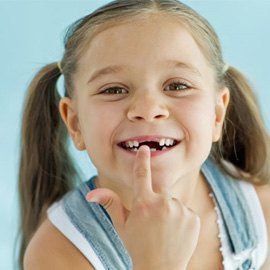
left=0, top=1, right=269, bottom=269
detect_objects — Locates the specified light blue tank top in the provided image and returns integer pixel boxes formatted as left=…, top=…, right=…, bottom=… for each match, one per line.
left=55, top=159, right=265, bottom=270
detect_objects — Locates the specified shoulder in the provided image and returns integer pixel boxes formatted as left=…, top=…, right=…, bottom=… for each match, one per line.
left=24, top=218, right=94, bottom=270
left=255, top=184, right=270, bottom=269
left=255, top=183, right=270, bottom=208
left=255, top=184, right=270, bottom=226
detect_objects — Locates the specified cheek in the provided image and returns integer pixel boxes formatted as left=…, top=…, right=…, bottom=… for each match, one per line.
left=174, top=97, right=216, bottom=143
left=176, top=97, right=216, bottom=125
left=79, top=102, right=123, bottom=147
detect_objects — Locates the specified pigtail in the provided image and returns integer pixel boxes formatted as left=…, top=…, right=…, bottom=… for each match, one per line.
left=18, top=63, right=78, bottom=267
left=214, top=66, right=270, bottom=184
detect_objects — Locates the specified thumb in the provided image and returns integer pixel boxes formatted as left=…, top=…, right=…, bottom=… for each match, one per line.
left=86, top=188, right=127, bottom=233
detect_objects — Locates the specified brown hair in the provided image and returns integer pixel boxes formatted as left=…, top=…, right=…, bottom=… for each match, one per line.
left=18, top=64, right=78, bottom=267
left=212, top=66, right=270, bottom=183
left=18, top=0, right=270, bottom=268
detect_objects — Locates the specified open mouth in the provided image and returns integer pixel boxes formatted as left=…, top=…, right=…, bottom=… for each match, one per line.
left=119, top=138, right=180, bottom=152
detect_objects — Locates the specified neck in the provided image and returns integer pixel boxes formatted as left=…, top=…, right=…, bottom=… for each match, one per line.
left=184, top=172, right=211, bottom=214
left=167, top=171, right=210, bottom=213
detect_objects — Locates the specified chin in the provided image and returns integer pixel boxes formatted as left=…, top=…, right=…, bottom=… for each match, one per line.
left=150, top=170, right=179, bottom=190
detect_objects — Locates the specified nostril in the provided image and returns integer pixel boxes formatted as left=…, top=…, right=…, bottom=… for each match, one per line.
left=131, top=114, right=166, bottom=121
left=134, top=116, right=144, bottom=120
left=155, top=114, right=166, bottom=119
left=127, top=111, right=169, bottom=121
left=127, top=101, right=169, bottom=122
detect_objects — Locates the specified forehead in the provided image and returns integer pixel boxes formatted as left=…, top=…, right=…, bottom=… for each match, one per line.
left=76, top=14, right=214, bottom=83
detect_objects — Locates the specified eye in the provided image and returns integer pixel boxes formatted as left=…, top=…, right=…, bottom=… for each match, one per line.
left=100, top=86, right=128, bottom=95
left=164, top=80, right=191, bottom=92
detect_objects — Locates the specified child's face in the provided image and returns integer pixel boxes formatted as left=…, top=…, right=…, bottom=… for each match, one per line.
left=60, top=14, right=229, bottom=193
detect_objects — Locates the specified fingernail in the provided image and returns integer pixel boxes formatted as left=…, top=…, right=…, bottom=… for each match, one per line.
left=138, top=145, right=150, bottom=152
left=86, top=194, right=98, bottom=203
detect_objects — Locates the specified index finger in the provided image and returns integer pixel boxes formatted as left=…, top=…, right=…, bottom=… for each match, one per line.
left=133, top=145, right=152, bottom=198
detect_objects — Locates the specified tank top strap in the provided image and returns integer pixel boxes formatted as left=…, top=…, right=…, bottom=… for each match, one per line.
left=62, top=177, right=132, bottom=269
left=202, top=159, right=258, bottom=256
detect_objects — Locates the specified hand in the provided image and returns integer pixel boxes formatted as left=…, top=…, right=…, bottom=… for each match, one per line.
left=86, top=145, right=200, bottom=270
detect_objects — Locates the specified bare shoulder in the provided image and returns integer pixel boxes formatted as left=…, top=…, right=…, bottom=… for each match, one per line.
left=255, top=184, right=270, bottom=269
left=255, top=184, right=270, bottom=218
left=24, top=218, right=94, bottom=270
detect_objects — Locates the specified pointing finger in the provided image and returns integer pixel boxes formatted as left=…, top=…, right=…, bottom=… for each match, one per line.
left=133, top=145, right=152, bottom=198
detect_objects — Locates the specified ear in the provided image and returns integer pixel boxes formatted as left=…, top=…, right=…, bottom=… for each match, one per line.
left=59, top=97, right=86, bottom=150
left=212, top=87, right=230, bottom=142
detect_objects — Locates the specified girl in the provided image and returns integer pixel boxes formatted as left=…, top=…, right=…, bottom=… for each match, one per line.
left=19, top=1, right=270, bottom=269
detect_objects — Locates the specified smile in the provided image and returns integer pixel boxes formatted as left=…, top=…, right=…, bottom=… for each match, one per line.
left=119, top=137, right=180, bottom=152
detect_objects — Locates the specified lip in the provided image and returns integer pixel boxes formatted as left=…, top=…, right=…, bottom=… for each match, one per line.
left=117, top=135, right=181, bottom=157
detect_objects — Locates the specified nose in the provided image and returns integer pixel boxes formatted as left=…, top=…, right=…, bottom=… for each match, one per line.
left=127, top=92, right=169, bottom=122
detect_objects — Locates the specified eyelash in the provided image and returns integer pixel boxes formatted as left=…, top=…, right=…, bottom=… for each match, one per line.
left=99, top=80, right=192, bottom=95
left=164, top=80, right=191, bottom=92
left=100, top=86, right=128, bottom=95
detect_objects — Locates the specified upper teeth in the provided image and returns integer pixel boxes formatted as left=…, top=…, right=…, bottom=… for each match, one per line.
left=159, top=138, right=174, bottom=147
left=128, top=141, right=139, bottom=148
left=125, top=138, right=175, bottom=148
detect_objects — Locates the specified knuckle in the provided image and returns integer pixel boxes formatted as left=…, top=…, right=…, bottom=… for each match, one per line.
left=184, top=206, right=196, bottom=216
left=194, top=214, right=201, bottom=227
left=155, top=197, right=174, bottom=219
left=178, top=204, right=199, bottom=220
left=185, top=209, right=201, bottom=228
left=102, top=197, right=113, bottom=210
left=134, top=166, right=149, bottom=178
left=134, top=196, right=170, bottom=217
left=134, top=198, right=151, bottom=214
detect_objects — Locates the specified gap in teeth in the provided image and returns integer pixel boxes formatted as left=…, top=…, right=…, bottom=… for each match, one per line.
left=124, top=138, right=175, bottom=150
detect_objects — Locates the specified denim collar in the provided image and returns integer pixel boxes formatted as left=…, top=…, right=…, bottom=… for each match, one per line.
left=63, top=158, right=258, bottom=269
left=201, top=158, right=258, bottom=256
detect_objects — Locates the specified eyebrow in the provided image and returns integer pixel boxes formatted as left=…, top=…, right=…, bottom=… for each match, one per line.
left=87, top=65, right=124, bottom=84
left=165, top=60, right=202, bottom=77
left=87, top=60, right=202, bottom=84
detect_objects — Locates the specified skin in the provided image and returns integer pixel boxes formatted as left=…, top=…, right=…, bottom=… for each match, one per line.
left=61, top=15, right=228, bottom=209
left=24, top=14, right=270, bottom=270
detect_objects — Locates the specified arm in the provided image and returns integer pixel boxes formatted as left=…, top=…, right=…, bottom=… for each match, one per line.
left=24, top=219, right=94, bottom=270
left=255, top=184, right=270, bottom=269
